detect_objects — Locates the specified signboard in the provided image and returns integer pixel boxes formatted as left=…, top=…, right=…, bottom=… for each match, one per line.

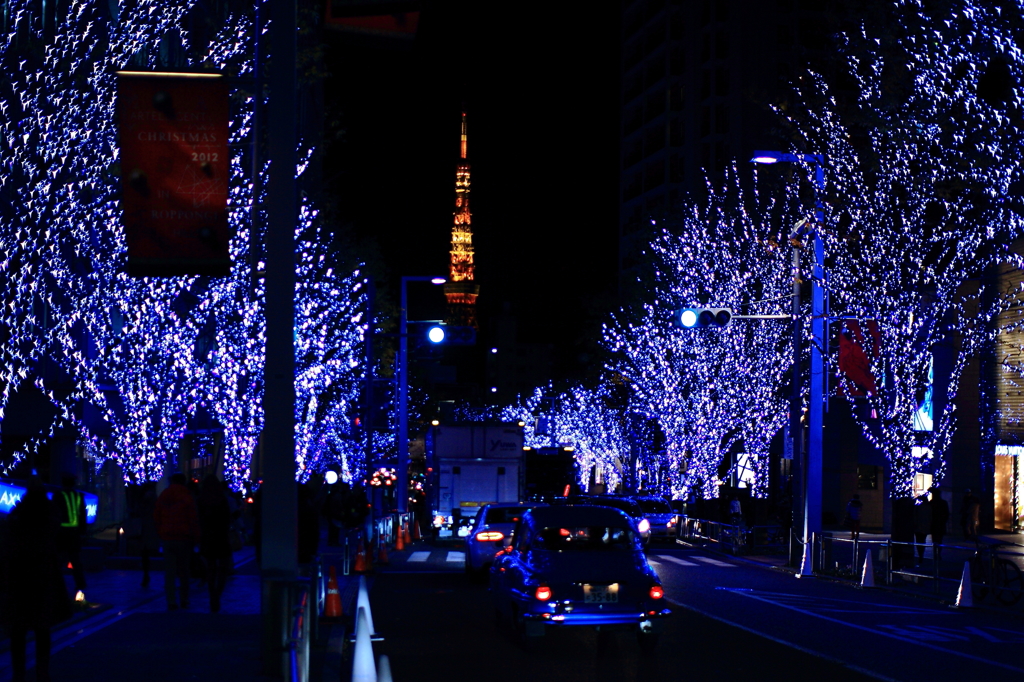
left=118, top=72, right=231, bottom=276
left=0, top=480, right=98, bottom=524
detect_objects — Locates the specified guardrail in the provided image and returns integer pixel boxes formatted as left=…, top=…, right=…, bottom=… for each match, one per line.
left=817, top=534, right=1024, bottom=606
left=676, top=516, right=791, bottom=557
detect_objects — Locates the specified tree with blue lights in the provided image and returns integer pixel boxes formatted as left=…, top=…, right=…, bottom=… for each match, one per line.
left=0, top=0, right=374, bottom=487
left=782, top=0, right=1024, bottom=497
left=605, top=170, right=795, bottom=499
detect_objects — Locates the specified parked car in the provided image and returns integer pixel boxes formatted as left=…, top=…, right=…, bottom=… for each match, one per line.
left=465, top=503, right=543, bottom=575
left=563, top=494, right=651, bottom=545
left=490, top=505, right=670, bottom=650
left=630, top=496, right=677, bottom=541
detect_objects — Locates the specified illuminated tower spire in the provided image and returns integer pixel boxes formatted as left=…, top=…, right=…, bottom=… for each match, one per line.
left=444, top=111, right=479, bottom=328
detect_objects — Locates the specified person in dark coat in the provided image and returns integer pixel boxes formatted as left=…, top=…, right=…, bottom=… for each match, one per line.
left=155, top=472, right=200, bottom=609
left=198, top=475, right=232, bottom=612
left=930, top=487, right=950, bottom=560
left=6, top=477, right=69, bottom=682
left=55, top=473, right=88, bottom=597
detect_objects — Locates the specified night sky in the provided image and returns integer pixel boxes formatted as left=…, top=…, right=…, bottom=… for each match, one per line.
left=323, top=2, right=621, bottom=381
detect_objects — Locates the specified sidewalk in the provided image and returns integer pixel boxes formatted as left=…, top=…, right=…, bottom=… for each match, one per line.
left=0, top=541, right=363, bottom=682
left=697, top=528, right=1024, bottom=616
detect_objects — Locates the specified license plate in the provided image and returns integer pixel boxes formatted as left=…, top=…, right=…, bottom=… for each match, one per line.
left=583, top=583, right=619, bottom=603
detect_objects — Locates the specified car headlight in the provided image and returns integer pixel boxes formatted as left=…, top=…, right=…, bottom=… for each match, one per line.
left=638, top=518, right=650, bottom=534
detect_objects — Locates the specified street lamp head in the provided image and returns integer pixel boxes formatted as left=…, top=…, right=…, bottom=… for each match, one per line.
left=431, top=277, right=446, bottom=285
left=751, top=154, right=780, bottom=164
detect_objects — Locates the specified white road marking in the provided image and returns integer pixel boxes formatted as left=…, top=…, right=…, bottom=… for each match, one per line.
left=691, top=556, right=735, bottom=567
left=653, top=555, right=700, bottom=567
left=407, top=551, right=431, bottom=563
left=721, top=590, right=1024, bottom=674
left=447, top=551, right=466, bottom=563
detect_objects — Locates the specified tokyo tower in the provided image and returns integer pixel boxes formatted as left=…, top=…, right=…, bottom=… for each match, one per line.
left=443, top=111, right=479, bottom=328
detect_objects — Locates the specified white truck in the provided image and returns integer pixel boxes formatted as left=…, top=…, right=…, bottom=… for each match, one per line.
left=426, top=423, right=525, bottom=536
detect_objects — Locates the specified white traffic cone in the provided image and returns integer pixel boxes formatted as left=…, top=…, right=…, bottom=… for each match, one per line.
left=352, top=607, right=377, bottom=682
left=378, top=654, right=393, bottom=682
left=796, top=537, right=815, bottom=578
left=955, top=561, right=974, bottom=608
left=357, top=575, right=376, bottom=637
left=860, top=550, right=875, bottom=588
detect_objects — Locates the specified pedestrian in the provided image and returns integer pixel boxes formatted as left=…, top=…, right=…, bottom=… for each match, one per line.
left=154, top=472, right=201, bottom=609
left=55, top=473, right=88, bottom=600
left=845, top=494, right=863, bottom=542
left=930, top=487, right=950, bottom=560
left=729, top=494, right=743, bottom=526
left=5, top=476, right=71, bottom=682
left=198, top=475, right=232, bottom=612
left=912, top=492, right=932, bottom=566
left=961, top=488, right=981, bottom=540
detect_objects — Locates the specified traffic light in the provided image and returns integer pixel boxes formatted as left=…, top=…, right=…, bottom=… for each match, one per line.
left=425, top=324, right=477, bottom=345
left=675, top=308, right=733, bottom=329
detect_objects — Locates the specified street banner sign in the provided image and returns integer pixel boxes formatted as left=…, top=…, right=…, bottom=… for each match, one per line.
left=118, top=72, right=231, bottom=276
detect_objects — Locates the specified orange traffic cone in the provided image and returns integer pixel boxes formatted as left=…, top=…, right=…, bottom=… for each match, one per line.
left=324, top=565, right=342, bottom=618
left=353, top=539, right=373, bottom=573
left=394, top=526, right=405, bottom=551
left=403, top=521, right=412, bottom=546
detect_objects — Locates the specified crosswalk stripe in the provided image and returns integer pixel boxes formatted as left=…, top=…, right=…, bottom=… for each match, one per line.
left=446, top=551, right=465, bottom=563
left=655, top=555, right=699, bottom=567
left=407, top=551, right=431, bottom=563
left=691, top=556, right=734, bottom=567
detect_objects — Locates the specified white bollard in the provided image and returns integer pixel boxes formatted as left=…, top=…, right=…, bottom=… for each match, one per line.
left=377, top=654, right=393, bottom=682
left=955, top=560, right=974, bottom=608
left=357, top=575, right=376, bottom=636
left=352, top=607, right=377, bottom=682
left=860, top=550, right=875, bottom=588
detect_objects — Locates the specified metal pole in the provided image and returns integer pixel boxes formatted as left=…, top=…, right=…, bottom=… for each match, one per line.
left=262, top=0, right=297, bottom=675
left=397, top=277, right=409, bottom=514
left=802, top=163, right=827, bottom=576
left=792, top=243, right=806, bottom=571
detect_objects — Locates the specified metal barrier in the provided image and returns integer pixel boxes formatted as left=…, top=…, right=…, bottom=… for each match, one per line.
left=816, top=534, right=1024, bottom=606
left=287, top=582, right=311, bottom=682
left=676, top=516, right=789, bottom=557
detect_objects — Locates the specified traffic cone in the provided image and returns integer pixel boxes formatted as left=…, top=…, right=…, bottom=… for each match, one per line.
left=354, top=539, right=373, bottom=573
left=394, top=526, right=405, bottom=551
left=403, top=521, right=412, bottom=546
left=377, top=540, right=389, bottom=565
left=324, top=565, right=342, bottom=618
left=378, top=654, right=393, bottom=682
left=352, top=607, right=377, bottom=682
left=860, top=551, right=875, bottom=588
left=955, top=560, right=974, bottom=608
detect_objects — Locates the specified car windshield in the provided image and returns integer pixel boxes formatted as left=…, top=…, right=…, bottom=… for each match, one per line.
left=483, top=506, right=528, bottom=524
left=636, top=499, right=670, bottom=514
left=533, top=526, right=636, bottom=551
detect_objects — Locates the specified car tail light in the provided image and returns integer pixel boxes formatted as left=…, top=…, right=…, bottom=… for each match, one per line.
left=535, top=585, right=553, bottom=601
left=638, top=518, right=651, bottom=534
left=649, top=585, right=664, bottom=600
left=476, top=531, right=504, bottom=542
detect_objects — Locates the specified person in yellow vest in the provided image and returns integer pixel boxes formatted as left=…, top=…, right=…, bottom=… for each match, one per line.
left=56, top=473, right=88, bottom=599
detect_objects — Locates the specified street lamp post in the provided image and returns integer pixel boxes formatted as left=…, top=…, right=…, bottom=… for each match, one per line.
left=752, top=151, right=826, bottom=577
left=397, top=276, right=446, bottom=514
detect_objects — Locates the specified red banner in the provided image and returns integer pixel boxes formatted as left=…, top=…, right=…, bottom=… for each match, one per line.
left=838, top=320, right=881, bottom=397
left=118, top=72, right=231, bottom=276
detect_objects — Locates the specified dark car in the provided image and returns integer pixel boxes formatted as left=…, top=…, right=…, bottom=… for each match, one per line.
left=490, top=505, right=670, bottom=651
left=465, top=503, right=544, bottom=575
left=630, top=496, right=677, bottom=541
left=564, top=494, right=651, bottom=545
